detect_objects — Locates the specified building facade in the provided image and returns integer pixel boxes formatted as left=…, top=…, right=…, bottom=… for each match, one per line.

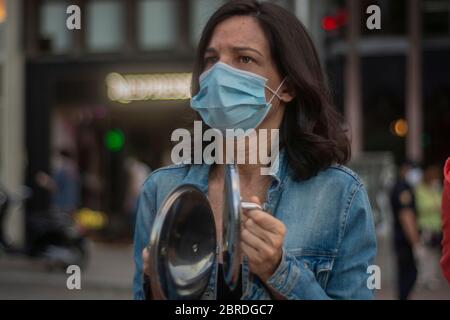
left=2, top=0, right=449, bottom=246
left=20, top=0, right=299, bottom=244
left=0, top=0, right=25, bottom=246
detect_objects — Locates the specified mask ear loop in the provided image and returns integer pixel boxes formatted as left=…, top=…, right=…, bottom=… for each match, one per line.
left=266, top=77, right=287, bottom=104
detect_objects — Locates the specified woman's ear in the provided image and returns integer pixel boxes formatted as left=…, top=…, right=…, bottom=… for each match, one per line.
left=280, top=78, right=296, bottom=103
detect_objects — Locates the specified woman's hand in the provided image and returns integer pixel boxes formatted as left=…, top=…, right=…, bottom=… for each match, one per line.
left=141, top=247, right=153, bottom=299
left=141, top=247, right=164, bottom=299
left=142, top=247, right=151, bottom=277
left=240, top=196, right=287, bottom=283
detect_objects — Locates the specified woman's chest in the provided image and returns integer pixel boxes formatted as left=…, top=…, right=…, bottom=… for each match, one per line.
left=207, top=176, right=270, bottom=262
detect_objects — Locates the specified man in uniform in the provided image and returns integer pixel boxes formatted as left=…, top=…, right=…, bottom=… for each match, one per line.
left=390, top=161, right=425, bottom=300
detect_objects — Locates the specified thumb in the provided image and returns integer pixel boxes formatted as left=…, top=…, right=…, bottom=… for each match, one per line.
left=242, top=196, right=262, bottom=221
left=250, top=196, right=262, bottom=205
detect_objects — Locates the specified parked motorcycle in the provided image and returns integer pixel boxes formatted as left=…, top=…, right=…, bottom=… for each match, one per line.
left=0, top=183, right=89, bottom=271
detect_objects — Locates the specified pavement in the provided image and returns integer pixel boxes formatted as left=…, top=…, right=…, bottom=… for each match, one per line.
left=0, top=234, right=449, bottom=300
left=373, top=223, right=450, bottom=300
left=0, top=241, right=134, bottom=300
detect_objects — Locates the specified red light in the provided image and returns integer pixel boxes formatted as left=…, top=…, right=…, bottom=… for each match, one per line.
left=322, top=16, right=338, bottom=31
left=322, top=9, right=348, bottom=32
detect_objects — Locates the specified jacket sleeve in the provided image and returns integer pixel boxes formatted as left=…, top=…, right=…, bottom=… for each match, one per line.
left=441, top=158, right=450, bottom=284
left=264, top=184, right=377, bottom=300
left=132, top=178, right=157, bottom=300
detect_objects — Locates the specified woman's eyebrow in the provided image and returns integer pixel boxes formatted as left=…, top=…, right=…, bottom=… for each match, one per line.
left=233, top=46, right=263, bottom=57
left=204, top=46, right=263, bottom=57
left=205, top=47, right=218, bottom=55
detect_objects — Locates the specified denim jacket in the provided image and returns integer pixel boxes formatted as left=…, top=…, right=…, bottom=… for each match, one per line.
left=133, top=150, right=377, bottom=300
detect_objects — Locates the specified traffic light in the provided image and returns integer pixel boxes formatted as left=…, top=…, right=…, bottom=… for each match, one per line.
left=105, top=129, right=125, bottom=152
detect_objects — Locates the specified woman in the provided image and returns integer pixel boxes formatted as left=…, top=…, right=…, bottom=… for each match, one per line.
left=133, top=0, right=376, bottom=300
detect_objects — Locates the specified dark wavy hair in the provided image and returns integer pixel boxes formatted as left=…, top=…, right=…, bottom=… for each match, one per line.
left=191, top=0, right=351, bottom=180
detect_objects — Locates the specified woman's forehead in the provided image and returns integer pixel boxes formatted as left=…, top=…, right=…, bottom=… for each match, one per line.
left=207, top=16, right=269, bottom=54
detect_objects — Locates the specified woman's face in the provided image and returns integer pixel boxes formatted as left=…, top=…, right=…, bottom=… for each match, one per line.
left=203, top=15, right=294, bottom=130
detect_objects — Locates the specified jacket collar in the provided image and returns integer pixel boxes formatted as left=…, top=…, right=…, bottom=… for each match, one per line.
left=180, top=148, right=289, bottom=193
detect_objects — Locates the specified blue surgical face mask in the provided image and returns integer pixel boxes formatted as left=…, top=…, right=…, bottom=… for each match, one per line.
left=190, top=62, right=286, bottom=132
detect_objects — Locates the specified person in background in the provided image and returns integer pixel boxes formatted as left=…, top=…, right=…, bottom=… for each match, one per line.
left=415, top=164, right=443, bottom=288
left=36, top=149, right=80, bottom=213
left=441, top=158, right=450, bottom=284
left=124, top=156, right=151, bottom=233
left=389, top=161, right=425, bottom=300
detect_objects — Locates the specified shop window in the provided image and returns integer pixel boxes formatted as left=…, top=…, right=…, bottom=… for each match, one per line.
left=138, top=0, right=178, bottom=50
left=86, top=0, right=124, bottom=52
left=190, top=0, right=227, bottom=46
left=39, top=0, right=72, bottom=53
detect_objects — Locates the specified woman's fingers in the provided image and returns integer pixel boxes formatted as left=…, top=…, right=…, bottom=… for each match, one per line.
left=241, top=241, right=262, bottom=264
left=244, top=209, right=286, bottom=236
left=250, top=196, right=262, bottom=206
left=239, top=199, right=286, bottom=282
left=142, top=247, right=151, bottom=276
left=243, top=217, right=272, bottom=245
left=241, top=227, right=271, bottom=253
left=242, top=221, right=280, bottom=261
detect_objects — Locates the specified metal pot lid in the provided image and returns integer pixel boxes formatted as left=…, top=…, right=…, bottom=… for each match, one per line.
left=222, top=164, right=263, bottom=291
left=148, top=184, right=216, bottom=300
left=222, top=164, right=243, bottom=291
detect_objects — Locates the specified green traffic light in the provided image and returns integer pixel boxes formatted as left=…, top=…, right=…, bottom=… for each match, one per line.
left=105, top=129, right=125, bottom=152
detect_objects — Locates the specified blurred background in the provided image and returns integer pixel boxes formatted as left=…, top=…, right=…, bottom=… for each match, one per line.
left=0, top=0, right=449, bottom=299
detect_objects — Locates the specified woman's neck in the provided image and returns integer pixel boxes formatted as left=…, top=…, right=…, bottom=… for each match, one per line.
left=237, top=163, right=265, bottom=183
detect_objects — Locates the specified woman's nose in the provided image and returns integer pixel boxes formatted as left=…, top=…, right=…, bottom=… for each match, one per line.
left=218, top=57, right=233, bottom=67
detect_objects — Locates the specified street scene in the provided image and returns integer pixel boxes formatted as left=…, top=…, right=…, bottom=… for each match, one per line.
left=0, top=0, right=450, bottom=300
left=1, top=237, right=450, bottom=299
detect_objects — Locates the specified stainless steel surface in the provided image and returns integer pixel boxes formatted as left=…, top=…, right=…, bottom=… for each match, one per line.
left=222, top=164, right=242, bottom=291
left=148, top=184, right=216, bottom=300
left=148, top=165, right=262, bottom=299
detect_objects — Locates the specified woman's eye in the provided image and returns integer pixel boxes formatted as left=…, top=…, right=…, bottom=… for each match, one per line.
left=239, top=56, right=254, bottom=64
left=204, top=56, right=218, bottom=65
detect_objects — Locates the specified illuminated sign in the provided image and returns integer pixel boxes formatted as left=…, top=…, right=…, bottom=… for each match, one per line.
left=106, top=72, right=192, bottom=103
left=0, top=0, right=6, bottom=23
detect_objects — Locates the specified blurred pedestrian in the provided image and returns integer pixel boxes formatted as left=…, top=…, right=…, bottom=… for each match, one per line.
left=36, top=149, right=80, bottom=213
left=389, top=161, right=425, bottom=300
left=415, top=165, right=443, bottom=288
left=124, top=156, right=151, bottom=232
left=441, top=158, right=450, bottom=284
